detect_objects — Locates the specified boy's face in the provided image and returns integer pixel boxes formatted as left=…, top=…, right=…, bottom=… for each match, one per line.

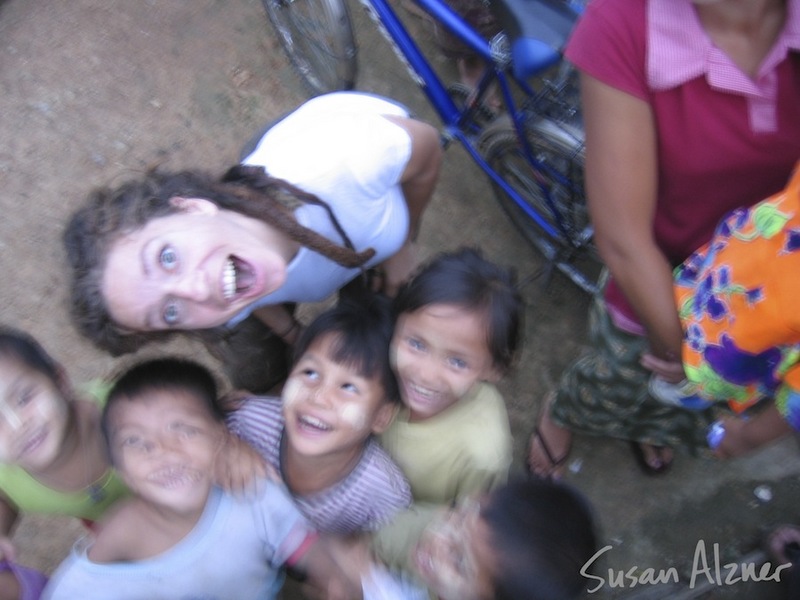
left=413, top=498, right=496, bottom=600
left=391, top=304, right=500, bottom=421
left=0, top=357, right=70, bottom=471
left=108, top=389, right=224, bottom=515
left=282, top=333, right=395, bottom=460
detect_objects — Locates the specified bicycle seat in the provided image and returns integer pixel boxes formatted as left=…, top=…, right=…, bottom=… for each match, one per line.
left=491, top=0, right=579, bottom=80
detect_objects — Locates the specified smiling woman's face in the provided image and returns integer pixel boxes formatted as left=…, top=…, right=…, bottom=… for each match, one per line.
left=100, top=198, right=290, bottom=332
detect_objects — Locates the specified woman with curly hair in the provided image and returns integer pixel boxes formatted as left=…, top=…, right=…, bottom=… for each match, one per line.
left=64, top=92, right=442, bottom=392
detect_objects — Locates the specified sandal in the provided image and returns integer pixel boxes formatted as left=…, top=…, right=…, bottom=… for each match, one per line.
left=528, top=426, right=569, bottom=480
left=527, top=394, right=570, bottom=479
left=629, top=442, right=672, bottom=476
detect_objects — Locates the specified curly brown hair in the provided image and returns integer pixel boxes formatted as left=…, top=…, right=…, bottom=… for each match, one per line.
left=64, top=166, right=375, bottom=355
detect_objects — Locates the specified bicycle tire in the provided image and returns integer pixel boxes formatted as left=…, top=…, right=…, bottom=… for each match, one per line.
left=479, top=114, right=601, bottom=292
left=262, top=0, right=358, bottom=95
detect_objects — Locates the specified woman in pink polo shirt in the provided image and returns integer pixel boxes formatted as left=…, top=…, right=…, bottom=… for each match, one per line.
left=529, top=0, right=800, bottom=477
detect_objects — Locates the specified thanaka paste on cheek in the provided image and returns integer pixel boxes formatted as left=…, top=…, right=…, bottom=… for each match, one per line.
left=338, top=402, right=367, bottom=430
left=392, top=349, right=413, bottom=402
left=0, top=399, right=23, bottom=431
left=281, top=378, right=301, bottom=408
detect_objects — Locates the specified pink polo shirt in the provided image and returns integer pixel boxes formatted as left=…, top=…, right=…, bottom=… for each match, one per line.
left=566, top=0, right=800, bottom=332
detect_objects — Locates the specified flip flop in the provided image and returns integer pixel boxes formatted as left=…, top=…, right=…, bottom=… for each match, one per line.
left=629, top=442, right=672, bottom=476
left=527, top=424, right=569, bottom=480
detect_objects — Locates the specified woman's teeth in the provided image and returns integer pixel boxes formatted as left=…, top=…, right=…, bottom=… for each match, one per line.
left=223, top=258, right=237, bottom=300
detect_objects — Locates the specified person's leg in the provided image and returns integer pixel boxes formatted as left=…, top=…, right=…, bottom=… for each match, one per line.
left=529, top=294, right=712, bottom=477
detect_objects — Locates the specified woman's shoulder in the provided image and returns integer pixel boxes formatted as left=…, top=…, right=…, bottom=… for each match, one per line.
left=567, top=0, right=647, bottom=96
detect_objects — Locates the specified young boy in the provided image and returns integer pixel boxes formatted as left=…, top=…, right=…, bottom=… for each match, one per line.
left=41, top=358, right=355, bottom=600
left=338, top=477, right=599, bottom=600
left=380, top=248, right=522, bottom=503
left=225, top=295, right=412, bottom=533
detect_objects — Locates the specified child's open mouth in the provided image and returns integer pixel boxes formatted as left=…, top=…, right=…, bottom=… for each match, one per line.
left=18, top=427, right=47, bottom=459
left=406, top=382, right=440, bottom=406
left=148, top=466, right=201, bottom=489
left=297, top=414, right=333, bottom=434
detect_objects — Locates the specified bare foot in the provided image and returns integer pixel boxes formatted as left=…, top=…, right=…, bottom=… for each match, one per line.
left=631, top=442, right=673, bottom=474
left=527, top=392, right=572, bottom=479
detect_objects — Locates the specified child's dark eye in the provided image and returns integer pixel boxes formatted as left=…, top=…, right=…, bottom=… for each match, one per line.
left=449, top=357, right=468, bottom=370
left=301, top=368, right=319, bottom=381
left=168, top=422, right=199, bottom=437
left=121, top=436, right=147, bottom=450
left=408, top=338, right=424, bottom=351
left=16, top=388, right=35, bottom=407
left=159, top=245, right=178, bottom=271
left=341, top=382, right=358, bottom=394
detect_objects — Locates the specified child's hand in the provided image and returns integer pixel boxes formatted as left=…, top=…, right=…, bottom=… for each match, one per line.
left=639, top=352, right=686, bottom=383
left=0, top=536, right=15, bottom=563
left=213, top=433, right=277, bottom=495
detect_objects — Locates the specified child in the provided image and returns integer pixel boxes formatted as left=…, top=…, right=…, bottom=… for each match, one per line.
left=336, top=476, right=599, bottom=600
left=668, top=161, right=800, bottom=458
left=380, top=247, right=522, bottom=503
left=225, top=295, right=412, bottom=533
left=42, top=357, right=356, bottom=600
left=0, top=328, right=128, bottom=600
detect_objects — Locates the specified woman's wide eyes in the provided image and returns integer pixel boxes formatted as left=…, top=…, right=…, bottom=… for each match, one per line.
left=159, top=245, right=178, bottom=271
left=163, top=301, right=180, bottom=325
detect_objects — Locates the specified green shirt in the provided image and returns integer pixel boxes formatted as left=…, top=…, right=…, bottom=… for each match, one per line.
left=0, top=380, right=128, bottom=522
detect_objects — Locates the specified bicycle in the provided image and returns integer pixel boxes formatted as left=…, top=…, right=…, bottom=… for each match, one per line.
left=261, top=0, right=600, bottom=294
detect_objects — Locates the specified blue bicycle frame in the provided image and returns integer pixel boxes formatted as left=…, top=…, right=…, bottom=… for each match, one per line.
left=357, top=0, right=584, bottom=248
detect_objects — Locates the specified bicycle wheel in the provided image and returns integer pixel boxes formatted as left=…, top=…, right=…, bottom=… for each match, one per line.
left=262, top=0, right=357, bottom=95
left=479, top=114, right=601, bottom=293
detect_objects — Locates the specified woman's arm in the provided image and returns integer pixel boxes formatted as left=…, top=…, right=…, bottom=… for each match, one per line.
left=386, top=115, right=442, bottom=241
left=582, top=73, right=684, bottom=369
left=253, top=304, right=302, bottom=345
left=380, top=115, right=443, bottom=296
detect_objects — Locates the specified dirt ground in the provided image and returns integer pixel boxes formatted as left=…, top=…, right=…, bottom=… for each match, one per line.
left=1, top=1, right=799, bottom=599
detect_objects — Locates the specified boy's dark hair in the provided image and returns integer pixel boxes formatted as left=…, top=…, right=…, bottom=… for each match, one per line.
left=482, top=477, right=598, bottom=600
left=293, top=293, right=400, bottom=404
left=393, top=247, right=523, bottom=372
left=101, top=357, right=224, bottom=457
left=0, top=327, right=61, bottom=384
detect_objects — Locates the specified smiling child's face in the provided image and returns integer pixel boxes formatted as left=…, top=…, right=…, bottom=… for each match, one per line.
left=390, top=304, right=499, bottom=422
left=282, top=333, right=395, bottom=461
left=107, top=388, right=224, bottom=516
left=0, top=356, right=70, bottom=472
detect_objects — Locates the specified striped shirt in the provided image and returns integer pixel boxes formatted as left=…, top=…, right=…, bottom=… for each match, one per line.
left=226, top=397, right=412, bottom=534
